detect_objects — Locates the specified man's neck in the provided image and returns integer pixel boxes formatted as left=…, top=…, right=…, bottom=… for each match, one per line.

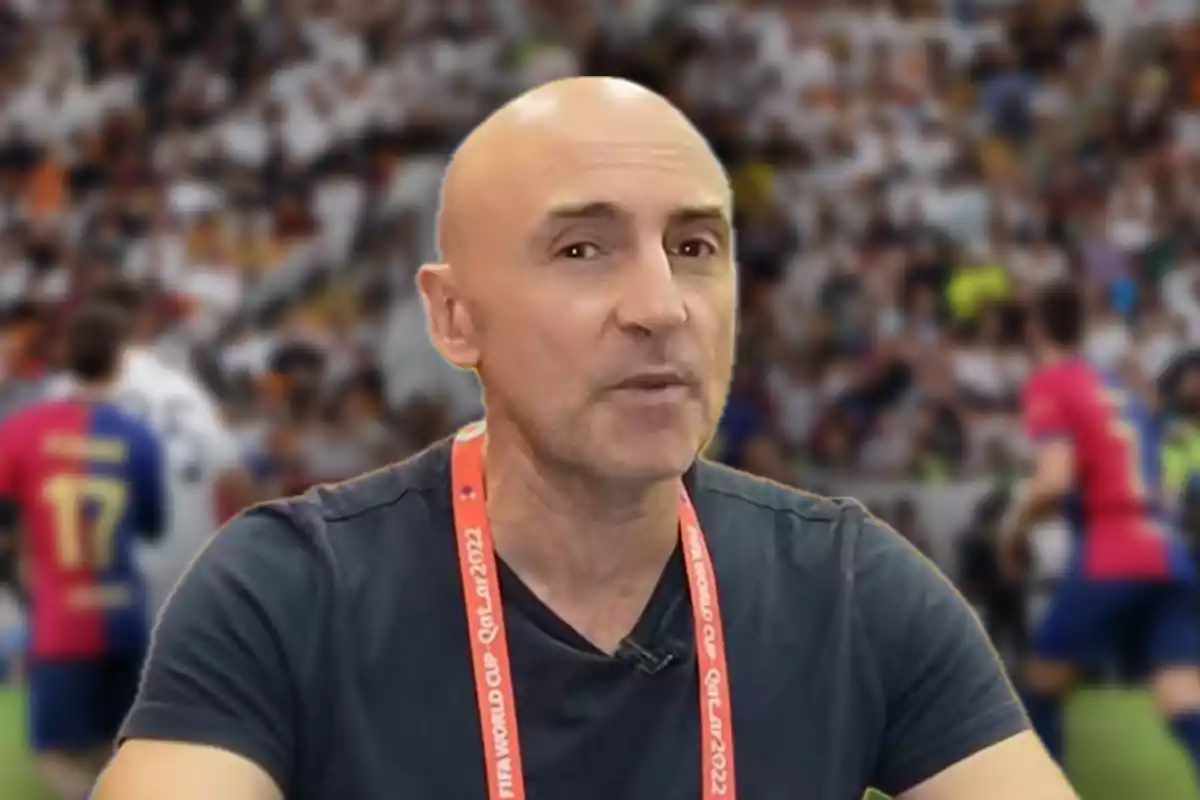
left=480, top=424, right=682, bottom=653
left=1038, top=345, right=1074, bottom=367
left=69, top=378, right=115, bottom=402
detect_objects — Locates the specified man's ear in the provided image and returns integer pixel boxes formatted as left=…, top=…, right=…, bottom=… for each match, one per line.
left=416, top=263, right=480, bottom=369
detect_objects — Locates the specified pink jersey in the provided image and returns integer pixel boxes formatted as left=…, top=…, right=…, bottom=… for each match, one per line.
left=0, top=400, right=165, bottom=658
left=1022, top=358, right=1188, bottom=579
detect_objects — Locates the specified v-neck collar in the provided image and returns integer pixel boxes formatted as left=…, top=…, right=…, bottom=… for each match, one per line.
left=495, top=542, right=688, bottom=658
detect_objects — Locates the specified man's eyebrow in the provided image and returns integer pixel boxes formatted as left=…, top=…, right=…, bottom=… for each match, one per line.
left=672, top=206, right=733, bottom=247
left=540, top=203, right=730, bottom=225
left=670, top=205, right=730, bottom=226
left=542, top=201, right=625, bottom=223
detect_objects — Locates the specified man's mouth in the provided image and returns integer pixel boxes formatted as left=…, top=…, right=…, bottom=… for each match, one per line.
left=609, top=370, right=698, bottom=394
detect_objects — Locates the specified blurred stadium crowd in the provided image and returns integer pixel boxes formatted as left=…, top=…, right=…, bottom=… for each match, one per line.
left=0, top=0, right=1198, bottom=579
left=0, top=0, right=1196, bottom=794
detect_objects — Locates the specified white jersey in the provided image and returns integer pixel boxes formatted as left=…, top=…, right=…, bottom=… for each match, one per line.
left=48, top=348, right=242, bottom=613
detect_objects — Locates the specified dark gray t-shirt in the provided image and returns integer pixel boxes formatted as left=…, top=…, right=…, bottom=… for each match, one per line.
left=121, top=441, right=1027, bottom=799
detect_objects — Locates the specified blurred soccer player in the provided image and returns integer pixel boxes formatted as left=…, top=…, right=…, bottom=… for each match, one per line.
left=47, top=281, right=256, bottom=618
left=1002, top=281, right=1200, bottom=779
left=0, top=303, right=165, bottom=799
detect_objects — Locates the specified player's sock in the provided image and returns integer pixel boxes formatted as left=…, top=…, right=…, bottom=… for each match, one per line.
left=1019, top=688, right=1063, bottom=763
left=1169, top=711, right=1200, bottom=774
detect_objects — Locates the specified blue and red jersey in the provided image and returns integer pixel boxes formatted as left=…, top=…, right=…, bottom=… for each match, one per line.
left=1022, top=357, right=1191, bottom=580
left=0, top=398, right=165, bottom=659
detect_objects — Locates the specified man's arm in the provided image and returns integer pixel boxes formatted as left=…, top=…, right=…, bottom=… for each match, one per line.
left=998, top=441, right=1074, bottom=547
left=900, top=732, right=1074, bottom=800
left=1000, top=379, right=1075, bottom=550
left=95, top=741, right=281, bottom=800
left=852, top=513, right=1076, bottom=799
left=130, top=420, right=168, bottom=542
left=94, top=508, right=317, bottom=800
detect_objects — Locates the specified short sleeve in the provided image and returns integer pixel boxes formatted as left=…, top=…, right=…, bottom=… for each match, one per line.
left=854, top=515, right=1028, bottom=796
left=119, top=508, right=318, bottom=792
left=1022, top=378, right=1070, bottom=442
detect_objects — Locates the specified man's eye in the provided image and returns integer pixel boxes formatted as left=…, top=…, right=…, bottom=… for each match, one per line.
left=556, top=242, right=601, bottom=260
left=673, top=239, right=717, bottom=258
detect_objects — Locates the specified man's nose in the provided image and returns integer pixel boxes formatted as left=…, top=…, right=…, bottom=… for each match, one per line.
left=614, top=246, right=688, bottom=335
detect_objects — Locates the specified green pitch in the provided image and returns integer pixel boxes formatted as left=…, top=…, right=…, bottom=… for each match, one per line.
left=0, top=687, right=1196, bottom=799
left=0, top=688, right=51, bottom=800
left=866, top=688, right=1200, bottom=800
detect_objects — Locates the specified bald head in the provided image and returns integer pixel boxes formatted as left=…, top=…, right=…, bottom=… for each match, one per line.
left=418, top=77, right=738, bottom=482
left=436, top=77, right=728, bottom=268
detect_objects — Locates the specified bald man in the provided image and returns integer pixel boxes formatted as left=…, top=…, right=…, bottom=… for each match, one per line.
left=96, top=79, right=1076, bottom=800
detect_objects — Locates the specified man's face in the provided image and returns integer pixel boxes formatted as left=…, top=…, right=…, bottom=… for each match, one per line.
left=452, top=126, right=737, bottom=481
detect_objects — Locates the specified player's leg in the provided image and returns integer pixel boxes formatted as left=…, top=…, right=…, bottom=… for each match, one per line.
left=0, top=614, right=27, bottom=684
left=1143, top=581, right=1200, bottom=776
left=1019, top=661, right=1077, bottom=764
left=1021, top=577, right=1133, bottom=763
left=26, top=659, right=111, bottom=799
left=90, top=650, right=147, bottom=774
left=1022, top=595, right=1081, bottom=762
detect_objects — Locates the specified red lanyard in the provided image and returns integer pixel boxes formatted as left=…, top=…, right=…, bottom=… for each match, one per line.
left=451, top=423, right=737, bottom=799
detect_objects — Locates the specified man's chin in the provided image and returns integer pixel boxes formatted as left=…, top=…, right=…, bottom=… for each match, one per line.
left=584, top=437, right=700, bottom=485
left=561, top=406, right=710, bottom=481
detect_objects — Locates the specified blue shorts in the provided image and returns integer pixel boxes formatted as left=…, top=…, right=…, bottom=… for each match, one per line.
left=1033, top=577, right=1200, bottom=674
left=27, top=653, right=145, bottom=753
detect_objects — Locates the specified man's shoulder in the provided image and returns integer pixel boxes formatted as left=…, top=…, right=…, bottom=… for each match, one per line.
left=0, top=398, right=44, bottom=426
left=692, top=464, right=972, bottom=702
left=1022, top=365, right=1080, bottom=423
left=194, top=442, right=452, bottom=614
left=692, top=458, right=848, bottom=524
left=235, top=441, right=449, bottom=551
left=1030, top=358, right=1097, bottom=395
left=1022, top=365, right=1056, bottom=398
left=92, top=400, right=157, bottom=438
left=1, top=398, right=71, bottom=434
left=306, top=441, right=449, bottom=521
left=692, top=459, right=941, bottom=581
left=691, top=459, right=895, bottom=574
